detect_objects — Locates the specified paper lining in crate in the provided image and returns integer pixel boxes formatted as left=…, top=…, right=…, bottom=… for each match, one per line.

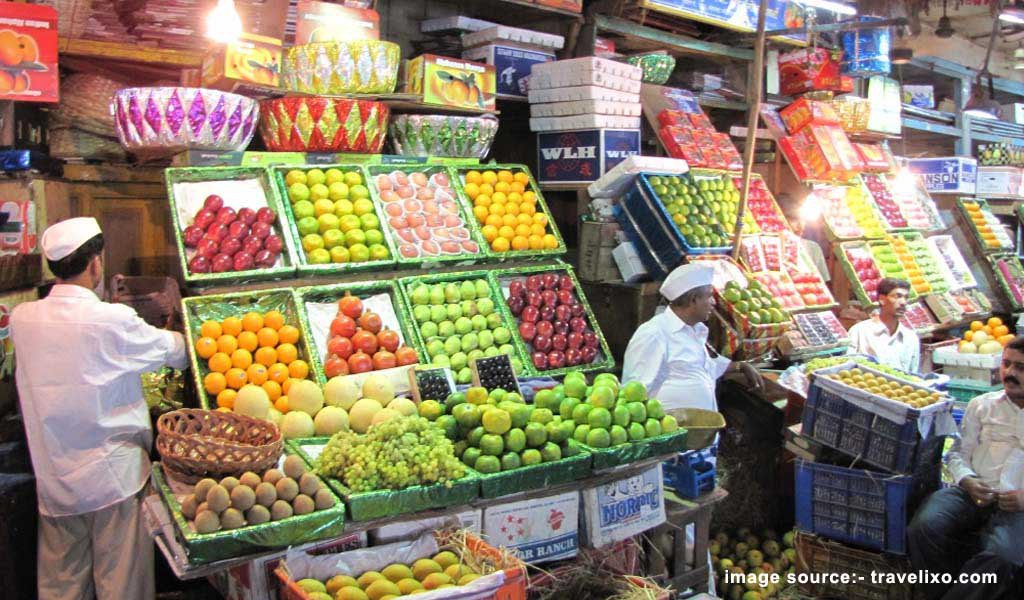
left=165, top=166, right=299, bottom=286
left=282, top=41, right=401, bottom=95
left=803, top=361, right=956, bottom=474
left=269, top=164, right=399, bottom=278
left=259, top=97, right=389, bottom=153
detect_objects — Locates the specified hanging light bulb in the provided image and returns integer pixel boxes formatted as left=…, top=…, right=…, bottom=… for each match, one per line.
left=799, top=194, right=823, bottom=223
left=207, top=0, right=243, bottom=44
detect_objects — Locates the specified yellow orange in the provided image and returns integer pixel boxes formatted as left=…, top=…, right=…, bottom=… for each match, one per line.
left=510, top=181, right=526, bottom=193
left=511, top=236, right=529, bottom=251
left=520, top=202, right=535, bottom=216
left=200, top=321, right=222, bottom=339
left=208, top=352, right=231, bottom=374
left=216, top=388, right=237, bottom=409
left=517, top=214, right=533, bottom=227
left=491, top=237, right=510, bottom=252
left=478, top=183, right=494, bottom=196
left=255, top=346, right=278, bottom=367
left=257, top=327, right=279, bottom=348
left=492, top=192, right=507, bottom=205
left=277, top=343, right=298, bottom=365
left=481, top=225, right=499, bottom=242
left=485, top=214, right=503, bottom=228
left=463, top=182, right=480, bottom=199
left=268, top=362, right=290, bottom=384
left=274, top=395, right=289, bottom=414
left=506, top=202, right=520, bottom=216
left=473, top=205, right=489, bottom=223
left=225, top=368, right=247, bottom=390
left=195, top=337, right=218, bottom=359
left=523, top=191, right=536, bottom=203
left=515, top=224, right=532, bottom=238
left=242, top=312, right=264, bottom=333
left=995, top=325, right=1010, bottom=337
left=489, top=203, right=506, bottom=217
left=289, top=359, right=309, bottom=380
left=497, top=170, right=514, bottom=183
left=494, top=181, right=510, bottom=194
left=204, top=372, right=227, bottom=395
left=989, top=317, right=1004, bottom=328
left=498, top=225, right=516, bottom=240
left=231, top=349, right=253, bottom=370
left=221, top=316, right=243, bottom=337
left=277, top=325, right=300, bottom=345
left=264, top=310, right=286, bottom=331
left=514, top=172, right=529, bottom=184
left=543, top=234, right=558, bottom=249
left=217, top=334, right=238, bottom=355
left=502, top=214, right=518, bottom=228
left=533, top=213, right=548, bottom=226
left=530, top=223, right=547, bottom=236
left=474, top=195, right=491, bottom=208
left=246, top=363, right=268, bottom=386
left=529, top=235, right=545, bottom=250
left=262, top=380, right=282, bottom=402
left=971, top=321, right=984, bottom=331
left=236, top=331, right=259, bottom=353
left=282, top=378, right=295, bottom=396
left=481, top=171, right=498, bottom=185
left=465, top=170, right=482, bottom=185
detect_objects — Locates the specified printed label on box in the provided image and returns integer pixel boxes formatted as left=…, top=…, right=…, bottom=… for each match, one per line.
left=909, top=158, right=977, bottom=194
left=538, top=129, right=640, bottom=184
left=483, top=491, right=578, bottom=563
left=583, top=465, right=666, bottom=548
left=465, top=45, right=554, bottom=97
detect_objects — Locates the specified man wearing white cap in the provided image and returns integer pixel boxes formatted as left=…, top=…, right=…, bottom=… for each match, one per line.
left=623, top=262, right=762, bottom=413
left=10, top=217, right=188, bottom=599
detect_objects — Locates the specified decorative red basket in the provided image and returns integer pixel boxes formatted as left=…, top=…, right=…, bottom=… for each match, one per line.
left=258, top=97, right=389, bottom=153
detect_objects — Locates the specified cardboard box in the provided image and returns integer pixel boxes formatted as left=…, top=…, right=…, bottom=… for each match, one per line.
left=908, top=157, right=977, bottom=194
left=534, top=0, right=583, bottom=12
left=779, top=98, right=840, bottom=135
left=201, top=32, right=282, bottom=96
left=902, top=85, right=935, bottom=109
left=537, top=129, right=640, bottom=185
left=370, top=509, right=483, bottom=545
left=483, top=491, right=579, bottom=564
left=0, top=2, right=59, bottom=103
left=612, top=242, right=648, bottom=283
left=405, top=54, right=496, bottom=111
left=976, top=166, right=1024, bottom=198
left=295, top=0, right=379, bottom=43
left=582, top=465, right=666, bottom=548
left=461, top=44, right=555, bottom=97
left=778, top=47, right=841, bottom=97
left=578, top=221, right=620, bottom=282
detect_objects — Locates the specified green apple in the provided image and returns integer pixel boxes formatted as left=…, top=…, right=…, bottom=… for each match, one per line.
left=353, top=198, right=374, bottom=216
left=292, top=200, right=315, bottom=220
left=328, top=182, right=349, bottom=201
left=338, top=214, right=361, bottom=233
left=297, top=216, right=319, bottom=236
left=313, top=199, right=334, bottom=217
left=325, top=168, right=344, bottom=185
left=310, top=183, right=329, bottom=201
left=364, top=229, right=384, bottom=246
left=333, top=199, right=354, bottom=216
left=369, top=244, right=390, bottom=261
left=493, top=326, right=512, bottom=344
left=322, top=229, right=345, bottom=249
left=308, top=248, right=331, bottom=264
left=450, top=351, right=468, bottom=370
left=426, top=339, right=445, bottom=358
left=430, top=306, right=447, bottom=323
left=350, top=184, right=369, bottom=201
left=420, top=321, right=439, bottom=339
left=343, top=171, right=362, bottom=187
left=329, top=246, right=350, bottom=263
left=288, top=183, right=310, bottom=203
left=348, top=243, right=370, bottom=262
left=344, top=229, right=367, bottom=248
left=317, top=213, right=340, bottom=234
left=306, top=168, right=326, bottom=186
left=302, top=233, right=324, bottom=252
left=455, top=317, right=473, bottom=335
left=471, top=315, right=488, bottom=331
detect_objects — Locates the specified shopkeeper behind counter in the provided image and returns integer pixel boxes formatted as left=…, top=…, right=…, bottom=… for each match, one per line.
left=622, top=262, right=762, bottom=412
left=847, top=277, right=920, bottom=374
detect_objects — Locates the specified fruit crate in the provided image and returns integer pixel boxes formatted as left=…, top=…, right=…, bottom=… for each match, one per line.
left=803, top=362, right=954, bottom=475
left=492, top=263, right=615, bottom=378
left=837, top=241, right=882, bottom=307
left=663, top=448, right=716, bottom=499
left=926, top=235, right=978, bottom=291
left=165, top=166, right=299, bottom=287
left=270, top=165, right=400, bottom=277
left=395, top=270, right=531, bottom=383
left=859, top=173, right=912, bottom=231
left=946, top=379, right=1001, bottom=403
left=452, top=164, right=567, bottom=260
left=365, top=164, right=489, bottom=268
left=892, top=231, right=950, bottom=295
left=579, top=430, right=689, bottom=472
left=956, top=197, right=1015, bottom=254
left=710, top=308, right=780, bottom=361
left=886, top=173, right=944, bottom=232
left=815, top=184, right=865, bottom=242
left=728, top=172, right=790, bottom=233
left=795, top=458, right=938, bottom=554
left=182, top=288, right=318, bottom=410
left=286, top=437, right=482, bottom=522
left=750, top=270, right=808, bottom=312
left=613, top=198, right=677, bottom=280
left=986, top=253, right=1024, bottom=310
left=294, top=280, right=421, bottom=386
left=900, top=301, right=941, bottom=336
left=629, top=172, right=733, bottom=255
left=867, top=239, right=919, bottom=300
left=793, top=532, right=917, bottom=600
left=151, top=458, right=346, bottom=565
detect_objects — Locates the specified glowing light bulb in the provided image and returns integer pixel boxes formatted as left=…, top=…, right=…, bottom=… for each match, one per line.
left=892, top=167, right=918, bottom=198
left=207, top=0, right=242, bottom=44
left=799, top=196, right=822, bottom=223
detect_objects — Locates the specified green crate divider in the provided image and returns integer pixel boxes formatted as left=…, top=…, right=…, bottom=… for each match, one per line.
left=151, top=455, right=345, bottom=564
left=269, top=164, right=400, bottom=277
left=985, top=253, right=1024, bottom=311
left=836, top=241, right=879, bottom=308
left=476, top=443, right=593, bottom=499
left=395, top=269, right=531, bottom=380
left=865, top=239, right=918, bottom=301
left=946, top=379, right=1001, bottom=403
left=577, top=429, right=689, bottom=472
left=294, top=279, right=422, bottom=385
left=182, top=288, right=317, bottom=409
left=489, top=262, right=615, bottom=378
left=165, top=166, right=299, bottom=287
left=893, top=231, right=950, bottom=294
left=287, top=437, right=481, bottom=522
left=956, top=197, right=1014, bottom=255
left=365, top=164, right=491, bottom=268
left=451, top=164, right=567, bottom=261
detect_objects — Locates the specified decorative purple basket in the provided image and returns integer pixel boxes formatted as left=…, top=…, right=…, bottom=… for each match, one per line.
left=112, top=87, right=259, bottom=159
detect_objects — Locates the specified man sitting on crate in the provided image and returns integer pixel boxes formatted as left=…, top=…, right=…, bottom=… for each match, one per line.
left=908, top=336, right=1024, bottom=600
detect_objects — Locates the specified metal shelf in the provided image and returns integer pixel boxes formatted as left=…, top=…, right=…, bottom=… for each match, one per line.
left=593, top=14, right=753, bottom=62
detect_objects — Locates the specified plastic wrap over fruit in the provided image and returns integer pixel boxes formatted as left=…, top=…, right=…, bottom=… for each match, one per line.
left=389, top=114, right=498, bottom=158
left=282, top=41, right=400, bottom=95
left=259, top=97, right=389, bottom=153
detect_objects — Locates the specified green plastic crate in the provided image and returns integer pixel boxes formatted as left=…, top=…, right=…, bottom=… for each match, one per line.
left=946, top=379, right=1001, bottom=403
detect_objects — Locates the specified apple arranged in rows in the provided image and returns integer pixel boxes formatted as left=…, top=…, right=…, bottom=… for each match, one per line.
left=323, top=293, right=418, bottom=377
left=789, top=271, right=833, bottom=307
left=845, top=245, right=882, bottom=302
left=183, top=194, right=284, bottom=274
left=504, top=272, right=601, bottom=371
left=862, top=174, right=906, bottom=229
left=734, top=176, right=788, bottom=232
left=752, top=273, right=804, bottom=311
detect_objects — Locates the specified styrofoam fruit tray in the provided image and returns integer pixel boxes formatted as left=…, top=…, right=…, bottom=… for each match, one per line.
left=529, top=70, right=642, bottom=94
left=528, top=86, right=639, bottom=105
left=529, top=115, right=641, bottom=132
left=531, top=57, right=642, bottom=81
left=462, top=25, right=565, bottom=50
left=530, top=100, right=641, bottom=118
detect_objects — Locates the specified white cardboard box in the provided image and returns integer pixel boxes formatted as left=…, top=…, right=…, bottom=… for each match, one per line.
left=587, top=156, right=689, bottom=199
left=370, top=508, right=483, bottom=544
left=612, top=242, right=648, bottom=283
left=976, top=166, right=1024, bottom=198
left=582, top=465, right=666, bottom=548
left=483, top=491, right=579, bottom=564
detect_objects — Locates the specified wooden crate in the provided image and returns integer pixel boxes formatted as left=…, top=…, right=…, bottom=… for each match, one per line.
left=580, top=280, right=661, bottom=361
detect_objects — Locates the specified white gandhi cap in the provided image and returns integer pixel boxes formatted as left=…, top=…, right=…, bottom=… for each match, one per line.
left=660, top=262, right=715, bottom=301
left=40, top=217, right=102, bottom=261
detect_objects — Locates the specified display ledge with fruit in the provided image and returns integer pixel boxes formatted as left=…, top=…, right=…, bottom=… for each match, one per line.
left=152, top=455, right=346, bottom=564
left=738, top=234, right=781, bottom=273
left=958, top=198, right=1015, bottom=253
left=859, top=173, right=909, bottom=230
left=814, top=184, right=866, bottom=241
left=901, top=301, right=941, bottom=335
left=837, top=241, right=885, bottom=307
left=793, top=311, right=850, bottom=349
left=867, top=240, right=919, bottom=301
left=295, top=282, right=420, bottom=387
left=812, top=362, right=951, bottom=411
left=496, top=264, right=614, bottom=377
left=750, top=271, right=806, bottom=312
left=927, top=235, right=978, bottom=291
left=710, top=310, right=781, bottom=362
left=639, top=172, right=736, bottom=253
left=892, top=232, right=949, bottom=295
left=987, top=254, right=1024, bottom=310
left=729, top=173, right=790, bottom=233
left=167, top=167, right=298, bottom=286
left=886, top=174, right=944, bottom=232
left=273, top=165, right=399, bottom=276
left=956, top=317, right=1014, bottom=355
left=924, top=291, right=990, bottom=326
left=454, top=164, right=566, bottom=258
left=716, top=279, right=793, bottom=339
left=398, top=271, right=527, bottom=384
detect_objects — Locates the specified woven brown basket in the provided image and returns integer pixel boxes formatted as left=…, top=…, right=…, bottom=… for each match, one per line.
left=156, top=409, right=283, bottom=484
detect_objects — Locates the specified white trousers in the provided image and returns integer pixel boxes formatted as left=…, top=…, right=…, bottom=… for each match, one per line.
left=37, top=491, right=154, bottom=600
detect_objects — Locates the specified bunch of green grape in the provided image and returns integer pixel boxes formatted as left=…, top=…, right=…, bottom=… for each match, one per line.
left=317, top=416, right=466, bottom=493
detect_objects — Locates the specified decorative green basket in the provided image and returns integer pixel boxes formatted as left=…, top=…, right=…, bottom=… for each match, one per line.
left=165, top=166, right=299, bottom=287
left=626, top=53, right=676, bottom=84
left=151, top=457, right=345, bottom=565
left=270, top=164, right=400, bottom=277
left=294, top=279, right=422, bottom=385
left=182, top=288, right=318, bottom=409
left=287, top=437, right=480, bottom=522
left=490, top=262, right=615, bottom=378
left=986, top=252, right=1024, bottom=311
left=476, top=443, right=592, bottom=499
left=577, top=430, right=689, bottom=472
left=866, top=239, right=918, bottom=301
left=957, top=197, right=1015, bottom=255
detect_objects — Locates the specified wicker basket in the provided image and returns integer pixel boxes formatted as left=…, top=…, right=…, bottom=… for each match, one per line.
left=156, top=409, right=283, bottom=483
left=49, top=73, right=125, bottom=138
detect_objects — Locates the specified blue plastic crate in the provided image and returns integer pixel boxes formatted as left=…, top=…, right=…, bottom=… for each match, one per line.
left=952, top=403, right=965, bottom=427
left=613, top=203, right=673, bottom=280
left=633, top=173, right=733, bottom=256
left=795, top=459, right=933, bottom=554
left=663, top=448, right=716, bottom=499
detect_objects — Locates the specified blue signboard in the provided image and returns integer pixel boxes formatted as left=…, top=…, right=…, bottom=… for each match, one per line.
left=908, top=158, right=978, bottom=194
left=640, top=0, right=809, bottom=43
left=537, top=129, right=640, bottom=184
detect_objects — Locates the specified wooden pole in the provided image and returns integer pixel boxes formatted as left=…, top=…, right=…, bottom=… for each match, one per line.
left=731, top=0, right=770, bottom=260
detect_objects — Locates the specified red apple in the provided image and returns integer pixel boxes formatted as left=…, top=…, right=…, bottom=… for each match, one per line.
left=581, top=346, right=598, bottom=363
left=533, top=334, right=552, bottom=352
left=526, top=291, right=543, bottom=307
left=547, top=350, right=566, bottom=369
left=526, top=275, right=544, bottom=291
left=541, top=290, right=558, bottom=308
left=237, top=207, right=257, bottom=226
left=507, top=296, right=525, bottom=316
left=531, top=351, right=548, bottom=370
left=197, top=237, right=220, bottom=259
left=518, top=321, right=537, bottom=342
left=219, top=237, right=242, bottom=257
left=536, top=320, right=554, bottom=338
left=551, top=333, right=568, bottom=352
left=565, top=348, right=582, bottom=366
left=521, top=305, right=539, bottom=323
left=228, top=220, right=249, bottom=239
left=242, top=236, right=263, bottom=257
left=264, top=234, right=283, bottom=254
left=558, top=275, right=574, bottom=291
left=570, top=304, right=586, bottom=318
left=583, top=331, right=599, bottom=349
left=206, top=222, right=229, bottom=242
left=188, top=254, right=210, bottom=273
left=541, top=273, right=558, bottom=290
left=556, top=290, right=575, bottom=306
left=216, top=207, right=237, bottom=225
left=509, top=280, right=526, bottom=299
left=569, top=317, right=588, bottom=333
left=254, top=249, right=276, bottom=267
left=567, top=331, right=583, bottom=350
left=554, top=305, right=572, bottom=322
left=211, top=253, right=233, bottom=273
left=203, top=194, right=224, bottom=211
left=194, top=209, right=217, bottom=230
left=553, top=321, right=570, bottom=336
left=183, top=225, right=205, bottom=248
left=251, top=221, right=272, bottom=239
left=539, top=306, right=555, bottom=323
left=256, top=207, right=276, bottom=224
left=233, top=252, right=254, bottom=271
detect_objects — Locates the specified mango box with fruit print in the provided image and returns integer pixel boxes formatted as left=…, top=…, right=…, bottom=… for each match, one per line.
left=202, top=32, right=282, bottom=97
left=0, top=2, right=58, bottom=103
left=405, top=54, right=496, bottom=112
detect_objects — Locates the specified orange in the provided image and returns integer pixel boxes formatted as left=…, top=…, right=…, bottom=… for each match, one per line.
left=507, top=192, right=522, bottom=204
left=498, top=170, right=514, bottom=183
left=217, top=334, right=238, bottom=355
left=490, top=203, right=506, bottom=217
left=246, top=363, right=269, bottom=386
left=995, top=325, right=1010, bottom=337
left=517, top=214, right=533, bottom=227
left=478, top=183, right=494, bottom=197
left=257, top=327, right=279, bottom=348
left=463, top=182, right=480, bottom=199
left=277, top=325, right=300, bottom=345
left=236, top=331, right=259, bottom=352
left=465, top=170, right=482, bottom=185
left=274, top=395, right=289, bottom=414
left=528, top=235, right=545, bottom=250
left=195, top=337, right=218, bottom=359
left=501, top=214, right=518, bottom=228
left=989, top=317, right=1004, bottom=328
left=970, top=321, right=984, bottom=331
left=289, top=360, right=309, bottom=380
left=511, top=236, right=529, bottom=251
left=277, top=343, right=299, bottom=365
left=964, top=330, right=974, bottom=342
left=510, top=181, right=526, bottom=194
left=242, top=312, right=264, bottom=333
left=485, top=214, right=503, bottom=228
left=204, top=372, right=227, bottom=395
left=481, top=225, right=499, bottom=242
left=530, top=223, right=547, bottom=236
left=255, top=346, right=278, bottom=367
left=216, top=388, right=237, bottom=410
left=514, top=172, right=529, bottom=184
left=498, top=225, right=516, bottom=241
left=543, top=234, right=559, bottom=249
left=225, top=368, right=247, bottom=390
left=262, top=380, right=282, bottom=402
left=514, top=224, right=532, bottom=238
left=506, top=202, right=520, bottom=216
left=264, top=310, right=286, bottom=331
left=268, top=362, right=290, bottom=384
left=200, top=320, right=222, bottom=339
left=533, top=213, right=548, bottom=226
left=473, top=205, right=489, bottom=223
left=983, top=326, right=993, bottom=336
left=282, top=378, right=295, bottom=395
left=208, top=352, right=231, bottom=374
left=231, top=349, right=253, bottom=370
left=473, top=194, right=492, bottom=208
left=221, top=316, right=243, bottom=337
left=482, top=171, right=498, bottom=185
left=523, top=191, right=537, bottom=203
left=494, top=182, right=510, bottom=194
left=1000, top=334, right=1016, bottom=345
left=520, top=202, right=536, bottom=217
left=492, top=192, right=507, bottom=205
left=491, top=237, right=510, bottom=252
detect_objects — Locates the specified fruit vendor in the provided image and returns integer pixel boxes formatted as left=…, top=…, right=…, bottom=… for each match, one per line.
left=847, top=278, right=920, bottom=374
left=10, top=217, right=188, bottom=600
left=622, top=262, right=762, bottom=413
left=908, top=336, right=1024, bottom=600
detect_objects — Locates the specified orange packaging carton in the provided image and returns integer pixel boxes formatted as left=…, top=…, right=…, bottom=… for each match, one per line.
left=534, top=0, right=583, bottom=12
left=405, top=54, right=496, bottom=111
left=295, top=0, right=379, bottom=43
left=779, top=98, right=840, bottom=134
left=202, top=32, right=282, bottom=96
left=778, top=47, right=842, bottom=97
left=0, top=2, right=58, bottom=103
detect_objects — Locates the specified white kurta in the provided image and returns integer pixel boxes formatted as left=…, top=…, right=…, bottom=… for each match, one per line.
left=847, top=314, right=921, bottom=374
left=622, top=309, right=731, bottom=412
left=11, top=284, right=187, bottom=517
